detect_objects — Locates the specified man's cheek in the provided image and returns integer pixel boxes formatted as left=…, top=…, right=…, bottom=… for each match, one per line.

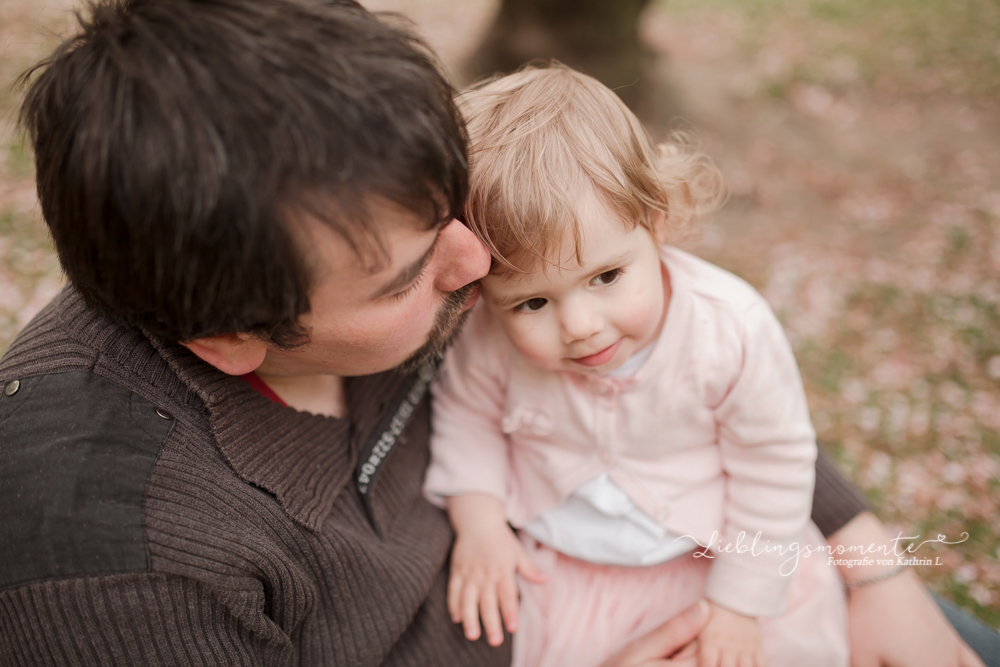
left=384, top=304, right=437, bottom=345
left=332, top=310, right=420, bottom=354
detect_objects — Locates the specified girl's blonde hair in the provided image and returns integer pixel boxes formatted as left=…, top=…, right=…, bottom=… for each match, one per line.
left=459, top=63, right=726, bottom=276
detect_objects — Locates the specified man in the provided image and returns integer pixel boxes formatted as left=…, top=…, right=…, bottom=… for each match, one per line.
left=0, top=1, right=990, bottom=665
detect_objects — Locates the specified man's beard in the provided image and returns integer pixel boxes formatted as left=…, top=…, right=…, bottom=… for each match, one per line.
left=398, top=281, right=478, bottom=373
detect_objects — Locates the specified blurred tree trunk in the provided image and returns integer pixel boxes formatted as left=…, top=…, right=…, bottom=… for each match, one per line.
left=467, top=0, right=655, bottom=114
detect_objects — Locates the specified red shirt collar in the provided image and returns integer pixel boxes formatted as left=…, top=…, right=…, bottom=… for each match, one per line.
left=239, top=372, right=288, bottom=407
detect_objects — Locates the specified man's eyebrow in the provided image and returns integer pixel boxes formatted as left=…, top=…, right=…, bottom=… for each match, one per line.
left=371, top=230, right=442, bottom=299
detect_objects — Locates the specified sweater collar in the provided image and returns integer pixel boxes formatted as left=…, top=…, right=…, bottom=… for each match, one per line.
left=55, top=287, right=402, bottom=532
left=155, top=335, right=356, bottom=532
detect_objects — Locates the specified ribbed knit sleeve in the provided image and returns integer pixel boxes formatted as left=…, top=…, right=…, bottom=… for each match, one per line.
left=811, top=446, right=872, bottom=538
left=0, top=574, right=287, bottom=667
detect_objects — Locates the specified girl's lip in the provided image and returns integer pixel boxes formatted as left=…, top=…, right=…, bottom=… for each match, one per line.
left=570, top=340, right=622, bottom=367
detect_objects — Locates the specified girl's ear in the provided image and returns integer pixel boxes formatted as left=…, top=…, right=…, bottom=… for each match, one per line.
left=181, top=333, right=268, bottom=376
left=652, top=210, right=671, bottom=244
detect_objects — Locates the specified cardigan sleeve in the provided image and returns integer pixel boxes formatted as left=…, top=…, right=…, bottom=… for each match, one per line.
left=704, top=300, right=818, bottom=618
left=423, top=306, right=512, bottom=507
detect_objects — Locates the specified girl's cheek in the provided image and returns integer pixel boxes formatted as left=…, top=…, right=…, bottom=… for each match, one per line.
left=509, top=323, right=535, bottom=354
left=506, top=323, right=538, bottom=358
left=529, top=328, right=561, bottom=367
left=619, top=287, right=663, bottom=332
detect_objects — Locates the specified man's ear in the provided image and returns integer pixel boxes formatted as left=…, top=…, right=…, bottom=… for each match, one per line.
left=181, top=333, right=268, bottom=376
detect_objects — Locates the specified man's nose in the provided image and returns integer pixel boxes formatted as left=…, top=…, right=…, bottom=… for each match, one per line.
left=433, top=219, right=491, bottom=292
left=559, top=297, right=603, bottom=344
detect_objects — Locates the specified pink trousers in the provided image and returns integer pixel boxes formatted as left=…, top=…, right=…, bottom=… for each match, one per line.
left=512, top=523, right=849, bottom=667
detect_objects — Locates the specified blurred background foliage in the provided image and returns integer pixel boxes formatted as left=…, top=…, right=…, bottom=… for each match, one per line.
left=670, top=0, right=1000, bottom=97
left=1, top=0, right=998, bottom=626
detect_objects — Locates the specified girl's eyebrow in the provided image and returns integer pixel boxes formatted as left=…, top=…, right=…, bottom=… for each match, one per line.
left=490, top=289, right=537, bottom=310
left=490, top=251, right=631, bottom=309
left=589, top=252, right=631, bottom=277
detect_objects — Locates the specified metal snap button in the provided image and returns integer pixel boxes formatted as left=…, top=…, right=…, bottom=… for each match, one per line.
left=155, top=408, right=173, bottom=420
left=4, top=380, right=19, bottom=396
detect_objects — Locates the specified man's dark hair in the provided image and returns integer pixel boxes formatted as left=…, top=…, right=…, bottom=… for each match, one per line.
left=18, top=0, right=468, bottom=346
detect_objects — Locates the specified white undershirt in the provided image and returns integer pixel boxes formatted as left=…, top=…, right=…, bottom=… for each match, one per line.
left=606, top=342, right=655, bottom=379
left=521, top=343, right=696, bottom=566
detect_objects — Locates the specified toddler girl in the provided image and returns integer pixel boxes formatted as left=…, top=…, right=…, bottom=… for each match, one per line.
left=424, top=64, right=848, bottom=667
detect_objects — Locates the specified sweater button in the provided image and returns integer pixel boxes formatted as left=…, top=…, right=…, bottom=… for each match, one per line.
left=155, top=408, right=173, bottom=420
left=4, top=380, right=19, bottom=396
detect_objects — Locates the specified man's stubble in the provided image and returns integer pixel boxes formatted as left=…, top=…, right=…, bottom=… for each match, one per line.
left=398, top=281, right=479, bottom=373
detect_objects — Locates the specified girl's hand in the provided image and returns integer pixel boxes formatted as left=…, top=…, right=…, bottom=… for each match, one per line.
left=445, top=494, right=546, bottom=646
left=698, top=602, right=766, bottom=667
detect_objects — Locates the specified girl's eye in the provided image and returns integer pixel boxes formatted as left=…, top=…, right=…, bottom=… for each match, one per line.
left=515, top=297, right=548, bottom=313
left=592, top=268, right=622, bottom=286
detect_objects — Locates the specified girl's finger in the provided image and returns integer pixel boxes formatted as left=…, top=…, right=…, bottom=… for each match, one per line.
left=479, top=584, right=504, bottom=646
left=461, top=583, right=482, bottom=641
left=517, top=554, right=546, bottom=584
left=446, top=575, right=463, bottom=623
left=497, top=573, right=520, bottom=633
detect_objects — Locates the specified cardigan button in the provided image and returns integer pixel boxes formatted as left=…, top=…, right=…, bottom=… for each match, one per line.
left=4, top=380, right=19, bottom=396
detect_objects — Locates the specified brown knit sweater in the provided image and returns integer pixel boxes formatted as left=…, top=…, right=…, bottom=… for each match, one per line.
left=0, top=288, right=867, bottom=666
left=0, top=289, right=509, bottom=666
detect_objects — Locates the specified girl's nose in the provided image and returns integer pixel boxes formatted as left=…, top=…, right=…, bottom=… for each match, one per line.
left=432, top=219, right=491, bottom=293
left=559, top=298, right=603, bottom=344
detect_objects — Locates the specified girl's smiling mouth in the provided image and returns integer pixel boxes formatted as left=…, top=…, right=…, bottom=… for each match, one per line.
left=570, top=339, right=622, bottom=368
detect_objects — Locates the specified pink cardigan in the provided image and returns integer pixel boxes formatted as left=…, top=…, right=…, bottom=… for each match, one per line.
left=425, top=247, right=817, bottom=617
